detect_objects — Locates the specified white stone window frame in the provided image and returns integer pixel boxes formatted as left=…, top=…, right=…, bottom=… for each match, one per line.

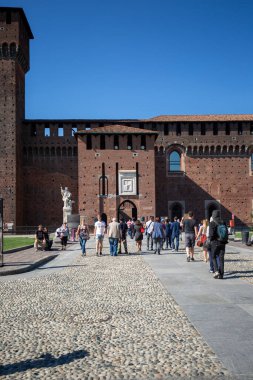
left=119, top=170, right=137, bottom=196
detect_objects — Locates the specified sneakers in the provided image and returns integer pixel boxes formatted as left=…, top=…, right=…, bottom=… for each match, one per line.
left=213, top=271, right=220, bottom=279
left=190, top=257, right=195, bottom=261
left=209, top=270, right=214, bottom=273
left=96, top=252, right=99, bottom=256
left=172, top=249, right=175, bottom=252
left=187, top=256, right=190, bottom=262
left=100, top=252, right=102, bottom=256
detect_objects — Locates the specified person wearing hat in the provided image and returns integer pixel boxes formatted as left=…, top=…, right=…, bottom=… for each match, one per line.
left=209, top=210, right=228, bottom=279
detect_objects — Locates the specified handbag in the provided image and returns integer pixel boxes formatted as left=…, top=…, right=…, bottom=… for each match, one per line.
left=140, top=227, right=145, bottom=233
left=197, top=240, right=203, bottom=247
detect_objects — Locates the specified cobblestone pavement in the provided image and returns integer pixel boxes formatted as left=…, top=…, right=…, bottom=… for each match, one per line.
left=0, top=239, right=231, bottom=379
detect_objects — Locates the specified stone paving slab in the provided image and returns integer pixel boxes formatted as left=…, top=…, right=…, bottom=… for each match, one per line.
left=143, top=243, right=253, bottom=378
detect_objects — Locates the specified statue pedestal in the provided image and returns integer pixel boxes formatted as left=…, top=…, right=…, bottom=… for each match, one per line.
left=63, top=207, right=72, bottom=223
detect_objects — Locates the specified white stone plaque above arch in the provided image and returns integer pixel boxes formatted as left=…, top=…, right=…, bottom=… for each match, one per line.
left=119, top=171, right=137, bottom=196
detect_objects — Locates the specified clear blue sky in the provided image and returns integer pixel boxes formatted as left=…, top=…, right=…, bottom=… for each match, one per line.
left=2, top=0, right=253, bottom=119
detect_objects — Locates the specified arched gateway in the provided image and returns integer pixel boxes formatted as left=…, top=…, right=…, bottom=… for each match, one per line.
left=118, top=200, right=137, bottom=221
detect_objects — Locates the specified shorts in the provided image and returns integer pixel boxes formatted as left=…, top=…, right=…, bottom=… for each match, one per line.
left=185, top=233, right=195, bottom=248
left=96, top=234, right=104, bottom=241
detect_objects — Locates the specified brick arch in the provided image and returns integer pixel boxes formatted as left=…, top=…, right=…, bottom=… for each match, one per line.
left=216, top=145, right=221, bottom=154
left=2, top=42, right=8, bottom=57
left=228, top=145, right=234, bottom=154
left=241, top=145, right=246, bottom=154
left=199, top=146, right=204, bottom=155
left=187, top=145, right=192, bottom=155
left=204, top=146, right=209, bottom=155
left=10, top=42, right=17, bottom=57
left=210, top=145, right=215, bottom=155
left=193, top=146, right=198, bottom=155
left=222, top=145, right=227, bottom=154
left=234, top=145, right=240, bottom=154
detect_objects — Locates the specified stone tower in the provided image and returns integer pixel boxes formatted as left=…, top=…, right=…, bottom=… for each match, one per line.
left=0, top=8, right=33, bottom=227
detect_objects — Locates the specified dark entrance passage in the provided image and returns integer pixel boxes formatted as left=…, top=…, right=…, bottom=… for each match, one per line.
left=118, top=200, right=137, bottom=221
left=101, top=213, right=107, bottom=226
left=207, top=203, right=219, bottom=220
left=171, top=203, right=183, bottom=220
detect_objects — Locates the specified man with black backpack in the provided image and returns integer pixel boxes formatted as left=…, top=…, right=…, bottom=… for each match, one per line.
left=209, top=210, right=228, bottom=279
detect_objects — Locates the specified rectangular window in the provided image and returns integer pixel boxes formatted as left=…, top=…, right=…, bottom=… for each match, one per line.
left=86, top=135, right=92, bottom=150
left=164, top=123, right=169, bottom=136
left=44, top=127, right=50, bottom=137
left=136, top=163, right=139, bottom=195
left=100, top=135, right=105, bottom=149
left=238, top=122, right=243, bottom=135
left=31, top=125, right=37, bottom=137
left=152, top=123, right=156, bottom=131
left=6, top=12, right=12, bottom=24
left=141, top=135, right=146, bottom=149
left=58, top=124, right=64, bottom=136
left=114, top=135, right=119, bottom=149
left=225, top=123, right=230, bottom=135
left=85, top=122, right=91, bottom=130
left=72, top=123, right=77, bottom=136
left=127, top=135, right=132, bottom=150
left=176, top=123, right=181, bottom=136
left=250, top=123, right=253, bottom=135
left=201, top=123, right=206, bottom=135
left=139, top=123, right=144, bottom=129
left=213, top=123, right=218, bottom=135
left=189, top=123, right=194, bottom=135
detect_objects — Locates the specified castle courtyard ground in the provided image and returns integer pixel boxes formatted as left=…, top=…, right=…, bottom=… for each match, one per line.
left=0, top=238, right=253, bottom=379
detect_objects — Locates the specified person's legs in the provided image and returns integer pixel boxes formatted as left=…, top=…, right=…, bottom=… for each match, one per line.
left=153, top=238, right=157, bottom=253
left=96, top=238, right=100, bottom=255
left=185, top=234, right=191, bottom=261
left=218, top=245, right=225, bottom=278
left=175, top=235, right=179, bottom=251
left=212, top=243, right=220, bottom=277
left=208, top=248, right=214, bottom=272
left=123, top=239, right=128, bottom=254
left=113, top=238, right=118, bottom=256
left=157, top=238, right=162, bottom=254
left=147, top=233, right=150, bottom=250
left=171, top=236, right=175, bottom=250
left=35, top=238, right=38, bottom=251
left=81, top=238, right=86, bottom=255
left=109, top=238, right=114, bottom=256
left=203, top=248, right=208, bottom=262
left=150, top=235, right=153, bottom=250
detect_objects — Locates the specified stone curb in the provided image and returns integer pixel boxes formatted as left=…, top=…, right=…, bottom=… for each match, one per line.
left=4, top=245, right=34, bottom=254
left=0, top=254, right=58, bottom=276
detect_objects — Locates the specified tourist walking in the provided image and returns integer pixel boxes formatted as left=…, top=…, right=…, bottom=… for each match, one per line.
left=209, top=210, right=228, bottom=279
left=108, top=217, right=120, bottom=256
left=182, top=211, right=198, bottom=262
left=134, top=220, right=143, bottom=252
left=34, top=225, right=46, bottom=252
left=57, top=222, right=69, bottom=250
left=165, top=218, right=172, bottom=249
left=152, top=217, right=164, bottom=254
left=145, top=216, right=154, bottom=250
left=94, top=214, right=106, bottom=256
left=76, top=220, right=90, bottom=256
left=118, top=219, right=128, bottom=254
left=170, top=217, right=180, bottom=252
left=196, top=219, right=209, bottom=262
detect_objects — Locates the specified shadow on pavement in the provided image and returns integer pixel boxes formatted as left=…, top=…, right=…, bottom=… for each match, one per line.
left=224, top=270, right=253, bottom=279
left=0, top=350, right=89, bottom=376
left=38, top=264, right=87, bottom=270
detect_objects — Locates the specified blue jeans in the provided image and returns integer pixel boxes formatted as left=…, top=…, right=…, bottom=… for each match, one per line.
left=80, top=238, right=87, bottom=255
left=171, top=235, right=179, bottom=251
left=109, top=238, right=118, bottom=256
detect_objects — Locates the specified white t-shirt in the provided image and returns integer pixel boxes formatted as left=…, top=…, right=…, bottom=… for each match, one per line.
left=95, top=221, right=106, bottom=236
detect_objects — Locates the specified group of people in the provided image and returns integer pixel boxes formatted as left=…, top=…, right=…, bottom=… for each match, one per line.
left=35, top=209, right=228, bottom=280
left=34, top=225, right=53, bottom=251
